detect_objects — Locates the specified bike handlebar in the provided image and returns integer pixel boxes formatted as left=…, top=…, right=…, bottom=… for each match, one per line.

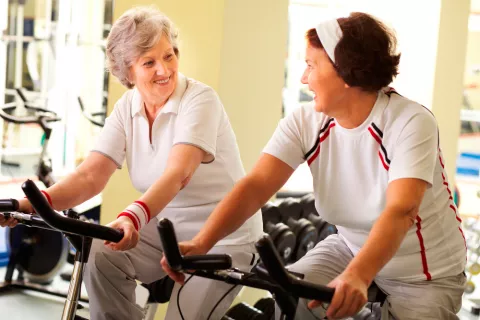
left=157, top=218, right=232, bottom=271
left=157, top=218, right=335, bottom=302
left=255, top=235, right=334, bottom=302
left=0, top=180, right=123, bottom=243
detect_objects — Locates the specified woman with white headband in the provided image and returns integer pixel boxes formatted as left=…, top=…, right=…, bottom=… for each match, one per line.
left=163, top=12, right=467, bottom=319
left=0, top=6, right=264, bottom=320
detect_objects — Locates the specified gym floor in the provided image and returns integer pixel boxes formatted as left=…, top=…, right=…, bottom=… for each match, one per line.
left=0, top=264, right=91, bottom=320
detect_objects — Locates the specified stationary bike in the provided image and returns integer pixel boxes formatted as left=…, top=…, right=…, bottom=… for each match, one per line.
left=0, top=179, right=123, bottom=319
left=157, top=218, right=386, bottom=320
left=0, top=89, right=95, bottom=298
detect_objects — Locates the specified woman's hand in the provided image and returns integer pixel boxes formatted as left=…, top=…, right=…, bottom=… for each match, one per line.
left=0, top=198, right=35, bottom=228
left=160, top=239, right=208, bottom=285
left=308, top=270, right=369, bottom=319
left=104, top=216, right=139, bottom=251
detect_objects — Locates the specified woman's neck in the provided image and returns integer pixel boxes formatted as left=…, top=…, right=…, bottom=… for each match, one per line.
left=334, top=90, right=378, bottom=129
left=144, top=101, right=166, bottom=121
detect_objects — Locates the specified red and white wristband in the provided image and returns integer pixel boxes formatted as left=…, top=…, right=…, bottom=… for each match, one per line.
left=117, top=201, right=151, bottom=231
left=26, top=190, right=53, bottom=210
left=41, top=190, right=53, bottom=206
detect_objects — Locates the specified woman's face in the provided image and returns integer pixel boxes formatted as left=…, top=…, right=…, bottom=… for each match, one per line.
left=130, top=35, right=178, bottom=106
left=301, top=44, right=347, bottom=115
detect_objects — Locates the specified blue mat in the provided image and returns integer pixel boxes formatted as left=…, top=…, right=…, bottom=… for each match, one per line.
left=456, top=152, right=480, bottom=177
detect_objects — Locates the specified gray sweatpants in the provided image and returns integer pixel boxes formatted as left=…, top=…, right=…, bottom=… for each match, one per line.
left=286, top=234, right=466, bottom=320
left=83, top=219, right=257, bottom=320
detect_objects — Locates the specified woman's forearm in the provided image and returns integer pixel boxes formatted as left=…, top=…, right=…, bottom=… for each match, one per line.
left=194, top=175, right=270, bottom=251
left=44, top=169, right=105, bottom=211
left=344, top=208, right=416, bottom=285
left=138, top=170, right=184, bottom=219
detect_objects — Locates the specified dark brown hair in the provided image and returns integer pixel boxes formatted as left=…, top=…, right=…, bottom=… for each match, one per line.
left=306, top=12, right=400, bottom=92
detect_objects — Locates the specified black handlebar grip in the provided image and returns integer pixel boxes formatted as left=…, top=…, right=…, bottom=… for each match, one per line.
left=157, top=218, right=232, bottom=271
left=0, top=199, right=19, bottom=212
left=157, top=218, right=183, bottom=271
left=255, top=235, right=335, bottom=302
left=255, top=235, right=292, bottom=288
left=182, top=255, right=232, bottom=271
left=291, top=278, right=334, bottom=302
left=21, top=179, right=123, bottom=242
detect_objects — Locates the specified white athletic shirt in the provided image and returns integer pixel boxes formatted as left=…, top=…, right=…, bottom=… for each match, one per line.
left=93, top=73, right=263, bottom=245
left=264, top=89, right=466, bottom=282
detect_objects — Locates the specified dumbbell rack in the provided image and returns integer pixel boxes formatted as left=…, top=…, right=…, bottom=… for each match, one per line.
left=462, top=215, right=480, bottom=315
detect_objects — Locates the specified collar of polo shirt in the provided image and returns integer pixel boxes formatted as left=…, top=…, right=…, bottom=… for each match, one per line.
left=131, top=72, right=188, bottom=118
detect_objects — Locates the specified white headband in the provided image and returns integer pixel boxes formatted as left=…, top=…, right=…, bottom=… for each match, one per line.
left=315, top=19, right=343, bottom=63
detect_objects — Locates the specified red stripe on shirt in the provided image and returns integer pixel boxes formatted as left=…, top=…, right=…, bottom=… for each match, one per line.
left=307, top=123, right=335, bottom=166
left=378, top=151, right=389, bottom=171
left=307, top=144, right=320, bottom=166
left=368, top=127, right=382, bottom=145
left=458, top=227, right=466, bottom=249
left=415, top=216, right=432, bottom=281
left=439, top=154, right=445, bottom=168
left=449, top=205, right=462, bottom=222
left=368, top=127, right=389, bottom=171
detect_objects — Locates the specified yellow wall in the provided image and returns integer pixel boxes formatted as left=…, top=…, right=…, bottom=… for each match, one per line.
left=430, top=0, right=471, bottom=183
left=218, top=0, right=288, bottom=171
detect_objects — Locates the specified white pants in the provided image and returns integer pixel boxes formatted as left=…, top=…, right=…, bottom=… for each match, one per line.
left=83, top=219, right=257, bottom=320
left=285, top=234, right=466, bottom=320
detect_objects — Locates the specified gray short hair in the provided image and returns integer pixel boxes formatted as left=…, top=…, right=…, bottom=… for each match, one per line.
left=106, top=6, right=179, bottom=89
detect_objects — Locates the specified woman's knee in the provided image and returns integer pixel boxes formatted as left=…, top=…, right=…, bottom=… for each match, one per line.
left=85, top=239, right=132, bottom=278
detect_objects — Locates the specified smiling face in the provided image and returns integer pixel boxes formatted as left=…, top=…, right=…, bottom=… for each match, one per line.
left=301, top=44, right=348, bottom=115
left=129, top=35, right=178, bottom=107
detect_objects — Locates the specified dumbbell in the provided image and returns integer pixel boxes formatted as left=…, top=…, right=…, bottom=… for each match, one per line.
left=276, top=198, right=317, bottom=261
left=261, top=204, right=296, bottom=263
left=254, top=297, right=275, bottom=320
left=299, top=193, right=337, bottom=243
left=224, top=302, right=267, bottom=320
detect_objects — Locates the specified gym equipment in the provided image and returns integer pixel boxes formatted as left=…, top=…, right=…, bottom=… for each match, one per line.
left=223, top=294, right=275, bottom=319
left=466, top=280, right=476, bottom=294
left=261, top=204, right=296, bottom=263
left=224, top=302, right=267, bottom=320
left=0, top=179, right=123, bottom=319
left=276, top=199, right=317, bottom=261
left=253, top=297, right=275, bottom=320
left=158, top=217, right=334, bottom=320
left=77, top=96, right=106, bottom=128
left=0, top=91, right=81, bottom=285
left=158, top=218, right=385, bottom=320
left=298, top=193, right=337, bottom=243
left=0, top=88, right=60, bottom=186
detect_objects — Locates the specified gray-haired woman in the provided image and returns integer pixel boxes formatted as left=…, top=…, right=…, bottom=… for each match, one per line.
left=0, top=6, right=263, bottom=320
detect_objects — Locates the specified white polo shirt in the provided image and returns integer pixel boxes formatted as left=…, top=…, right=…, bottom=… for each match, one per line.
left=264, top=89, right=466, bottom=282
left=93, top=73, right=263, bottom=245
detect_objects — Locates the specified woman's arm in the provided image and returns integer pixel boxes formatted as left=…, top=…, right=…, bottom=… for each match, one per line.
left=319, top=177, right=428, bottom=319
left=344, top=177, right=427, bottom=285
left=161, top=153, right=295, bottom=283
left=137, top=144, right=206, bottom=218
left=18, top=152, right=118, bottom=212
left=193, top=153, right=295, bottom=252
